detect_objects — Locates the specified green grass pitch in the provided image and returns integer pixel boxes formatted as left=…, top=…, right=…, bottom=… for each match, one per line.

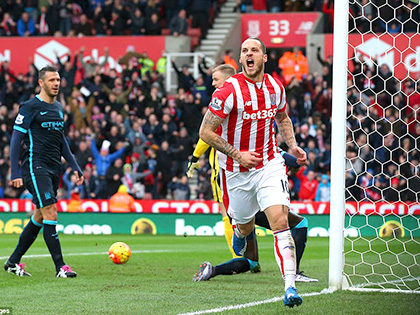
left=1, top=234, right=419, bottom=314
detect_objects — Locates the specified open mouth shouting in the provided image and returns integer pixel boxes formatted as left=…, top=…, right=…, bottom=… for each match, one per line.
left=246, top=58, right=255, bottom=70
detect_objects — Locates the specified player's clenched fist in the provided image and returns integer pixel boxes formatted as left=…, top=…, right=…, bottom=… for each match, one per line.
left=11, top=178, right=23, bottom=188
left=186, top=156, right=200, bottom=178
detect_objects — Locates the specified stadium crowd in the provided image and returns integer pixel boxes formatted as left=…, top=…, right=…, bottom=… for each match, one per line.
left=0, top=0, right=339, bottom=39
left=0, top=0, right=418, bottom=204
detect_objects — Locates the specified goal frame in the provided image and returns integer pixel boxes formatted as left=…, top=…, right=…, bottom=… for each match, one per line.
left=328, top=0, right=349, bottom=291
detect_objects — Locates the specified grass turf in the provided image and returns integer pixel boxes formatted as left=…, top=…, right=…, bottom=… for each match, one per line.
left=1, top=235, right=419, bottom=314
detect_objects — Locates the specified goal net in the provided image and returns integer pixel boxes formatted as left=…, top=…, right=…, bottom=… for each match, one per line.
left=330, top=0, right=420, bottom=292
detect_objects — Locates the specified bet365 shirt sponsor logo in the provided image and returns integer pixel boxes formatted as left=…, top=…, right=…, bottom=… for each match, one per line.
left=242, top=108, right=277, bottom=120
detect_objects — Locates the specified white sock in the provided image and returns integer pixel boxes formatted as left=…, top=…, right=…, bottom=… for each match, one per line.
left=273, top=228, right=297, bottom=291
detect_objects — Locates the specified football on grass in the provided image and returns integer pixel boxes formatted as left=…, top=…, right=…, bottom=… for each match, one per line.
left=108, top=242, right=131, bottom=264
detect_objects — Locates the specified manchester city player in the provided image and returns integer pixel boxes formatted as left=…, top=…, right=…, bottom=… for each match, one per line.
left=4, top=66, right=84, bottom=278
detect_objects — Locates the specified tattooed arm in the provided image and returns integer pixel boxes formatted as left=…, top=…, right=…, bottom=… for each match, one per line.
left=275, top=111, right=297, bottom=149
left=275, top=111, right=307, bottom=165
left=199, top=110, right=262, bottom=168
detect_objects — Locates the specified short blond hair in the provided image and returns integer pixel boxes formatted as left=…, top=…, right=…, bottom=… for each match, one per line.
left=212, top=64, right=236, bottom=77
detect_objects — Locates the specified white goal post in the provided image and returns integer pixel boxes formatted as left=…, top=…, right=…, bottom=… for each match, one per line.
left=329, top=0, right=349, bottom=291
left=329, top=0, right=420, bottom=293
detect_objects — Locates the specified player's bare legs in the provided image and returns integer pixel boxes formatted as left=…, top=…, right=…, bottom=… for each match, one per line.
left=33, top=207, right=43, bottom=225
left=265, top=204, right=301, bottom=307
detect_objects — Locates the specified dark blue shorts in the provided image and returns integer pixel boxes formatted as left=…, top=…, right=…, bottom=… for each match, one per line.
left=23, top=171, right=59, bottom=209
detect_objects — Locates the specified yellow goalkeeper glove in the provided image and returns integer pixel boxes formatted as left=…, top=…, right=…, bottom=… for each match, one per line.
left=186, top=156, right=200, bottom=178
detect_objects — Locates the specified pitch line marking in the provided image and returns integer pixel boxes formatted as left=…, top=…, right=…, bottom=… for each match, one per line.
left=0, top=249, right=186, bottom=260
left=178, top=290, right=333, bottom=315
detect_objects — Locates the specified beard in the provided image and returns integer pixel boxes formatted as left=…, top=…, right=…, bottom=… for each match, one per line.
left=242, top=61, right=264, bottom=80
left=44, top=85, right=59, bottom=97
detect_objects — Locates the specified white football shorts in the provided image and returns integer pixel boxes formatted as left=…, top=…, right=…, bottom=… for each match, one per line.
left=225, top=156, right=290, bottom=224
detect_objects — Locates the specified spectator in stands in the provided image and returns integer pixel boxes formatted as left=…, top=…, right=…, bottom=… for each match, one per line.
left=62, top=168, right=80, bottom=199
left=296, top=166, right=319, bottom=202
left=128, top=8, right=146, bottom=35
left=80, top=164, right=100, bottom=199
left=102, top=78, right=133, bottom=108
left=146, top=12, right=162, bottom=35
left=2, top=0, right=23, bottom=21
left=68, top=94, right=95, bottom=130
left=315, top=86, right=332, bottom=124
left=109, top=185, right=136, bottom=212
left=88, top=138, right=126, bottom=198
left=156, top=140, right=173, bottom=199
left=1, top=12, right=17, bottom=36
left=196, top=172, right=212, bottom=200
left=121, top=163, right=136, bottom=195
left=66, top=190, right=84, bottom=212
left=178, top=94, right=202, bottom=139
left=191, top=0, right=211, bottom=39
left=154, top=113, right=177, bottom=144
left=223, top=50, right=239, bottom=71
left=315, top=174, right=331, bottom=202
left=198, top=57, right=214, bottom=95
left=92, top=3, right=107, bottom=35
left=142, top=113, right=159, bottom=143
left=59, top=0, right=73, bottom=36
left=307, top=150, right=321, bottom=173
left=319, top=141, right=331, bottom=173
left=75, top=140, right=93, bottom=170
left=139, top=52, right=154, bottom=77
left=72, top=13, right=93, bottom=36
left=156, top=53, right=167, bottom=76
left=265, top=50, right=280, bottom=77
left=317, top=47, right=333, bottom=87
left=234, top=0, right=253, bottom=13
left=105, top=157, right=124, bottom=198
left=79, top=46, right=109, bottom=78
left=109, top=10, right=126, bottom=35
left=169, top=9, right=188, bottom=36
left=45, top=0, right=60, bottom=35
left=278, top=47, right=309, bottom=84
left=322, top=0, right=334, bottom=33
left=267, top=0, right=284, bottom=12
left=169, top=175, right=190, bottom=200
left=162, top=0, right=178, bottom=24
left=144, top=0, right=162, bottom=19
left=170, top=127, right=193, bottom=177
left=191, top=77, right=209, bottom=105
left=17, top=12, right=36, bottom=36
left=55, top=50, right=78, bottom=89
left=171, top=61, right=195, bottom=92
left=35, top=5, right=50, bottom=36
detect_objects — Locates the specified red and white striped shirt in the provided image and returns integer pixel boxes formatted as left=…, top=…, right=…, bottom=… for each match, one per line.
left=209, top=72, right=287, bottom=172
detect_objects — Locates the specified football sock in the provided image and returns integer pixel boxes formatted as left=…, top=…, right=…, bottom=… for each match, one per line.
left=9, top=216, right=43, bottom=264
left=244, top=229, right=259, bottom=262
left=214, top=258, right=251, bottom=276
left=291, top=218, right=308, bottom=273
left=273, top=228, right=297, bottom=290
left=43, top=220, right=65, bottom=272
left=223, top=216, right=240, bottom=258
